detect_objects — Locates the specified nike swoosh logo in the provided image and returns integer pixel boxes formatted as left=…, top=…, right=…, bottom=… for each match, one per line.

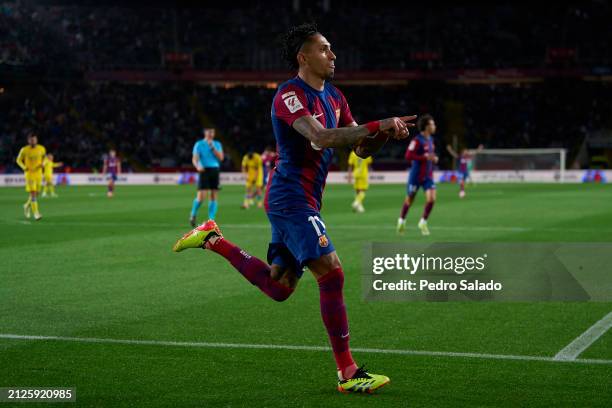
left=313, top=113, right=324, bottom=119
left=341, top=332, right=350, bottom=339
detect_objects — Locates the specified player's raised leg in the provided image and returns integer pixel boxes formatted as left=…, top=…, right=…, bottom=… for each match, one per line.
left=172, top=221, right=296, bottom=301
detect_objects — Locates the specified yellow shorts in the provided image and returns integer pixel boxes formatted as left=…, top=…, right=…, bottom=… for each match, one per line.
left=44, top=174, right=53, bottom=184
left=354, top=177, right=369, bottom=191
left=25, top=172, right=43, bottom=193
left=246, top=172, right=263, bottom=188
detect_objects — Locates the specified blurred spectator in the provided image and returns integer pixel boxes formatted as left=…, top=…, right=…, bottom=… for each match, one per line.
left=2, top=80, right=611, bottom=171
left=1, top=1, right=611, bottom=70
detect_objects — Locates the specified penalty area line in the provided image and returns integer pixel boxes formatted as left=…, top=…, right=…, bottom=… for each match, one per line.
left=554, top=310, right=612, bottom=361
left=0, top=333, right=611, bottom=365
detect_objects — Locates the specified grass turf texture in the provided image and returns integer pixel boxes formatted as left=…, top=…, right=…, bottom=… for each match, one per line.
left=1, top=183, right=611, bottom=407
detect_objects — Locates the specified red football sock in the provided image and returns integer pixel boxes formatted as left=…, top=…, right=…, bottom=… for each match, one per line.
left=423, top=201, right=434, bottom=220
left=317, top=268, right=357, bottom=379
left=207, top=237, right=293, bottom=302
left=460, top=180, right=465, bottom=192
left=400, top=202, right=410, bottom=219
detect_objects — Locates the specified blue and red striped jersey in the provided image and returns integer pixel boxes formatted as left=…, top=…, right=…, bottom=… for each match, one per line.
left=459, top=153, right=472, bottom=173
left=266, top=76, right=354, bottom=212
left=105, top=156, right=119, bottom=174
left=405, top=133, right=435, bottom=182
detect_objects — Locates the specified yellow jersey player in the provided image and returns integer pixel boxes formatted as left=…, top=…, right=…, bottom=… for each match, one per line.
left=347, top=150, right=372, bottom=213
left=241, top=150, right=264, bottom=209
left=42, top=153, right=63, bottom=197
left=16, top=133, right=46, bottom=220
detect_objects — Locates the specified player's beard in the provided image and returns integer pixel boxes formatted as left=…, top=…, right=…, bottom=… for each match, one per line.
left=324, top=70, right=335, bottom=81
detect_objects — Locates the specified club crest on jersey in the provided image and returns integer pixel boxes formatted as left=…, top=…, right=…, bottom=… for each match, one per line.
left=283, top=95, right=303, bottom=113
left=318, top=235, right=329, bottom=247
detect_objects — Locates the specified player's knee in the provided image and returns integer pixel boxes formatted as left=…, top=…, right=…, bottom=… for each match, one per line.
left=270, top=264, right=284, bottom=281
left=272, top=287, right=293, bottom=302
left=322, top=252, right=342, bottom=272
left=271, top=265, right=298, bottom=291
left=281, top=273, right=299, bottom=290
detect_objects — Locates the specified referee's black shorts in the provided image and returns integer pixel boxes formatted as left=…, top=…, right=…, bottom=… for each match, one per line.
left=197, top=167, right=220, bottom=190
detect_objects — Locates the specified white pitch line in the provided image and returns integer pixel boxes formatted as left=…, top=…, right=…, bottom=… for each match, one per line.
left=554, top=311, right=612, bottom=361
left=1, top=333, right=611, bottom=365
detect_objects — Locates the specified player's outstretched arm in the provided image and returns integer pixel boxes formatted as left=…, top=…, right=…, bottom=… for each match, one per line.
left=468, top=144, right=485, bottom=155
left=292, top=115, right=415, bottom=149
left=446, top=144, right=459, bottom=158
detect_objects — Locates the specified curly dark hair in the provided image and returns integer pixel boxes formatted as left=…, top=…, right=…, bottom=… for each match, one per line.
left=280, top=23, right=319, bottom=70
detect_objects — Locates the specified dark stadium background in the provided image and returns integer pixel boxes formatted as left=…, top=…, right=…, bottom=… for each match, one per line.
left=2, top=1, right=612, bottom=407
left=2, top=0, right=611, bottom=173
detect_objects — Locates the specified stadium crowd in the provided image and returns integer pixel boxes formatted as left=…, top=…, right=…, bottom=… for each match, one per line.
left=1, top=1, right=611, bottom=70
left=2, top=80, right=611, bottom=172
left=2, top=1, right=611, bottom=172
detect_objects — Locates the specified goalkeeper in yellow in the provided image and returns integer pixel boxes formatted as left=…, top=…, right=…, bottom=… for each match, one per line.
left=42, top=153, right=63, bottom=197
left=347, top=150, right=372, bottom=213
left=16, top=133, right=46, bottom=220
left=241, top=150, right=264, bottom=209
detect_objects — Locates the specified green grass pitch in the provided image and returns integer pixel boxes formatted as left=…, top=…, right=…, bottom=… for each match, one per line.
left=1, top=182, right=611, bottom=407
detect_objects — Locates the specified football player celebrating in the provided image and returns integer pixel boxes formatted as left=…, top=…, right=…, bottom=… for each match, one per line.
left=173, top=23, right=416, bottom=393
